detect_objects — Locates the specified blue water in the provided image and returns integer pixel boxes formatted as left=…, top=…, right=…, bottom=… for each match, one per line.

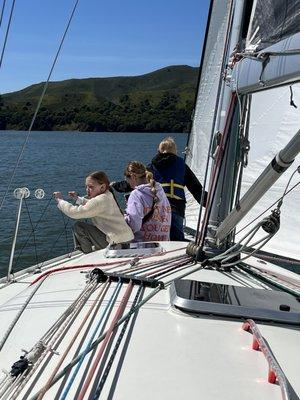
left=0, top=131, right=187, bottom=277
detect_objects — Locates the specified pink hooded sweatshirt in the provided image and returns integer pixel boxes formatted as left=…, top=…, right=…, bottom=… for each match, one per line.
left=124, top=182, right=171, bottom=242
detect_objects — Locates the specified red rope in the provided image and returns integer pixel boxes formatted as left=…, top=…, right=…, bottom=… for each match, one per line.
left=198, top=93, right=237, bottom=246
left=77, top=281, right=134, bottom=400
left=30, top=260, right=129, bottom=286
left=30, top=246, right=188, bottom=286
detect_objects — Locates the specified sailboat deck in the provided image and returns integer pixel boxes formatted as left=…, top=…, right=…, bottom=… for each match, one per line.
left=0, top=242, right=299, bottom=399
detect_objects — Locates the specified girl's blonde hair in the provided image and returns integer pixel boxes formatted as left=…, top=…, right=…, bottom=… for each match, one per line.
left=158, top=137, right=177, bottom=155
left=125, top=161, right=157, bottom=200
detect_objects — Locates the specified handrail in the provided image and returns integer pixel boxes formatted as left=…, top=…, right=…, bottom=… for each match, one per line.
left=242, top=319, right=291, bottom=400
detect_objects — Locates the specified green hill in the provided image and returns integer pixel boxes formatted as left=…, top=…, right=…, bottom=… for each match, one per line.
left=0, top=65, right=199, bottom=132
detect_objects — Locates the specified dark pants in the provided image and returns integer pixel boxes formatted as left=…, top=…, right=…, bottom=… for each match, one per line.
left=73, top=221, right=108, bottom=253
left=170, top=212, right=185, bottom=241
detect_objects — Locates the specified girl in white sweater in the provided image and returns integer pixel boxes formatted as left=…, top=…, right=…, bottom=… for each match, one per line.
left=53, top=171, right=134, bottom=253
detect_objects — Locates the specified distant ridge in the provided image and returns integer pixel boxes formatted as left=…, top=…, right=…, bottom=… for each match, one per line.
left=0, top=65, right=199, bottom=132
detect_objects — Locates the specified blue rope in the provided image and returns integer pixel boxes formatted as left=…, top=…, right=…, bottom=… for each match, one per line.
left=59, top=280, right=122, bottom=400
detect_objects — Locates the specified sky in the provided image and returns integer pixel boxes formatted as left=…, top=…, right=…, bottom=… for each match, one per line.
left=0, top=0, right=210, bottom=94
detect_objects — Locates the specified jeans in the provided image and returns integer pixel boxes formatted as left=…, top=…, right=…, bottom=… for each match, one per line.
left=170, top=212, right=185, bottom=241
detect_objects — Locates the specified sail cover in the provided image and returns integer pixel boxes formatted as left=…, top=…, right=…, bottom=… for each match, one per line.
left=236, top=84, right=300, bottom=261
left=185, top=0, right=232, bottom=230
left=246, top=0, right=300, bottom=51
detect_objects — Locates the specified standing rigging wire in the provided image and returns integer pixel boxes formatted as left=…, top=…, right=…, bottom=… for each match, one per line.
left=0, top=0, right=6, bottom=29
left=59, top=209, right=71, bottom=255
left=37, top=218, right=71, bottom=271
left=236, top=166, right=300, bottom=235
left=24, top=198, right=39, bottom=266
left=13, top=196, right=53, bottom=269
left=0, top=0, right=80, bottom=213
left=0, top=0, right=15, bottom=69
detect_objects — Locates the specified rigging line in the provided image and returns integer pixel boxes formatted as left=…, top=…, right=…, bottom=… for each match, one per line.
left=72, top=281, right=120, bottom=399
left=24, top=198, right=39, bottom=266
left=0, top=0, right=80, bottom=213
left=122, top=253, right=189, bottom=275
left=106, top=286, right=145, bottom=400
left=246, top=252, right=300, bottom=266
left=237, top=264, right=300, bottom=297
left=0, top=275, right=46, bottom=352
left=198, top=93, right=237, bottom=246
left=18, top=281, right=98, bottom=400
left=60, top=210, right=71, bottom=254
left=0, top=0, right=6, bottom=29
left=221, top=235, right=275, bottom=267
left=0, top=0, right=15, bottom=70
left=38, top=219, right=71, bottom=270
left=29, top=263, right=203, bottom=400
left=92, top=285, right=143, bottom=399
left=53, top=284, right=108, bottom=400
left=155, top=263, right=192, bottom=280
left=41, top=280, right=97, bottom=343
left=77, top=281, right=134, bottom=400
left=14, top=196, right=53, bottom=268
left=236, top=180, right=300, bottom=235
left=145, top=257, right=193, bottom=279
left=59, top=280, right=121, bottom=400
left=36, top=281, right=110, bottom=400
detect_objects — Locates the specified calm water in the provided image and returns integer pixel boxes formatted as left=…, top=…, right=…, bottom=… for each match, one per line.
left=0, top=131, right=187, bottom=277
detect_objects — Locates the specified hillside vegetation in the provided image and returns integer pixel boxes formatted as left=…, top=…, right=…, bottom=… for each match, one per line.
left=0, top=65, right=198, bottom=132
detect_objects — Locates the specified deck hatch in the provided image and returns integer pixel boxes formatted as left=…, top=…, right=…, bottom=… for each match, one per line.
left=170, top=279, right=300, bottom=325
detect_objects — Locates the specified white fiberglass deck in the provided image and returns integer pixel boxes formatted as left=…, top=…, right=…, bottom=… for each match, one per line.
left=0, top=242, right=299, bottom=400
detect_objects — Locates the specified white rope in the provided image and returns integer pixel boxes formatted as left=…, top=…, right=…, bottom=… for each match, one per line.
left=0, top=277, right=46, bottom=352
left=2, top=279, right=96, bottom=400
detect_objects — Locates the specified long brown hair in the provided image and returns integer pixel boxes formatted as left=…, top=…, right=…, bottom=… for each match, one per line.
left=88, top=171, right=110, bottom=190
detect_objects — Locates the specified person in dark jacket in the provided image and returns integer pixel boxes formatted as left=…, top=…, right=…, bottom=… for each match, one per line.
left=111, top=137, right=206, bottom=241
left=147, top=137, right=206, bottom=241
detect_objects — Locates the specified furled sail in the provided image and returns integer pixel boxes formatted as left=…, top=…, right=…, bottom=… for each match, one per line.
left=236, top=84, right=300, bottom=261
left=185, top=0, right=232, bottom=230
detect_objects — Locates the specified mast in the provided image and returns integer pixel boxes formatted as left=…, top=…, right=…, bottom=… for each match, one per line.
left=202, top=0, right=249, bottom=256
left=202, top=0, right=300, bottom=258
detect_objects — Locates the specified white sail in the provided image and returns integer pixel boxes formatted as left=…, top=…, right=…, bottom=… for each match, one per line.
left=236, top=84, right=300, bottom=260
left=185, top=0, right=232, bottom=230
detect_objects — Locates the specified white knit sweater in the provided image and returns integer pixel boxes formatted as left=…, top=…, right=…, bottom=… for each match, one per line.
left=57, top=191, right=133, bottom=244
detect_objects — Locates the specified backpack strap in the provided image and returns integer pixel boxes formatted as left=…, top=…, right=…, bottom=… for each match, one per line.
left=142, top=196, right=158, bottom=225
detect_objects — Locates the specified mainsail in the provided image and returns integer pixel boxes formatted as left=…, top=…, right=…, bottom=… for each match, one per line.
left=236, top=84, right=300, bottom=260
left=186, top=0, right=300, bottom=262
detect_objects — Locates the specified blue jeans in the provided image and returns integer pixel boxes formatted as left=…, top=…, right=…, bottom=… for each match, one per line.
left=170, top=212, right=185, bottom=241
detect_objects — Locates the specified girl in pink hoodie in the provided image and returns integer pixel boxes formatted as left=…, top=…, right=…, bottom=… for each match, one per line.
left=124, top=161, right=171, bottom=242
